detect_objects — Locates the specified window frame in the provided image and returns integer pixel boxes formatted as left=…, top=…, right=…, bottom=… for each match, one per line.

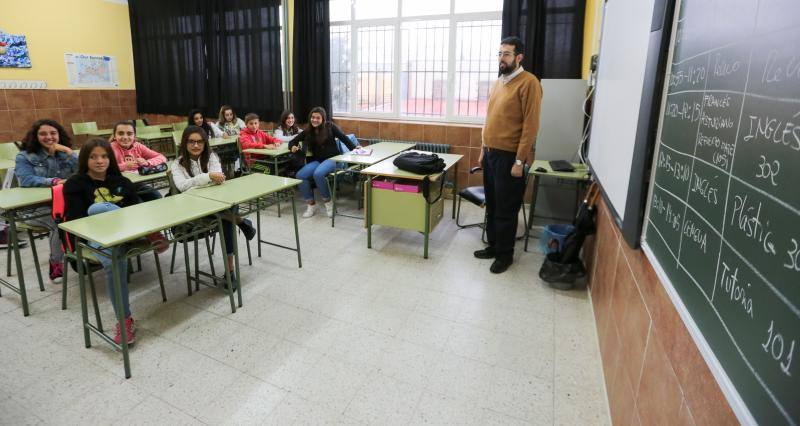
left=330, top=0, right=502, bottom=124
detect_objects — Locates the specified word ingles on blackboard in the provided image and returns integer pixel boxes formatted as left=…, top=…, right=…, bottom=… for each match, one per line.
left=643, top=0, right=800, bottom=424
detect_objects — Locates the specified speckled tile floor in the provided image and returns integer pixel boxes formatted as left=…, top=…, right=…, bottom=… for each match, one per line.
left=0, top=195, right=609, bottom=425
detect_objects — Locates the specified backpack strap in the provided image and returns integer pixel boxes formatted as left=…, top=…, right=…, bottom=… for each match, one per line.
left=50, top=184, right=73, bottom=254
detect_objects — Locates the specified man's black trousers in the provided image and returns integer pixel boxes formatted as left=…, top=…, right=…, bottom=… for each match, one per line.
left=482, top=147, right=525, bottom=260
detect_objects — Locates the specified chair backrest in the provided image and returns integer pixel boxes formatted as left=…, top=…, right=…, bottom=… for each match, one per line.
left=135, top=119, right=147, bottom=128
left=173, top=122, right=188, bottom=132
left=165, top=168, right=181, bottom=196
left=172, top=130, right=183, bottom=148
left=0, top=141, right=21, bottom=160
left=138, top=125, right=161, bottom=135
left=71, top=122, right=98, bottom=135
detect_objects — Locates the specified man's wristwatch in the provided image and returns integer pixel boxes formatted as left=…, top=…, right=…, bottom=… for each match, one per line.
left=514, top=159, right=523, bottom=166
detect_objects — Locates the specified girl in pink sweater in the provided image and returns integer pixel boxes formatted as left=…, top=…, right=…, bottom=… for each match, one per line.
left=110, top=120, right=167, bottom=201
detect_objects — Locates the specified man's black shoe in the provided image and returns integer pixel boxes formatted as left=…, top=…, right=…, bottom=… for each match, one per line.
left=490, top=257, right=513, bottom=274
left=473, top=247, right=496, bottom=259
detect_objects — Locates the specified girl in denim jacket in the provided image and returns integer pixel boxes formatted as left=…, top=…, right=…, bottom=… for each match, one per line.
left=14, top=119, right=78, bottom=283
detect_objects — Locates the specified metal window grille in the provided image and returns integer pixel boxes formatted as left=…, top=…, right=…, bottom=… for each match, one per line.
left=331, top=25, right=352, bottom=113
left=357, top=26, right=395, bottom=113
left=400, top=20, right=449, bottom=117
left=454, top=20, right=501, bottom=118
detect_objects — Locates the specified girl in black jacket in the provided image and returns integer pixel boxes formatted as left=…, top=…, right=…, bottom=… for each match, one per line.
left=288, top=107, right=359, bottom=218
left=64, top=138, right=166, bottom=346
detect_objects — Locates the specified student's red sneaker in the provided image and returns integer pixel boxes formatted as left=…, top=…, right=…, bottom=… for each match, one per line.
left=49, top=261, right=63, bottom=284
left=146, top=232, right=169, bottom=254
left=113, top=316, right=136, bottom=345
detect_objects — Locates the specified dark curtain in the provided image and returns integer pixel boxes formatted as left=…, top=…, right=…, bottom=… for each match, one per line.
left=207, top=0, right=284, bottom=121
left=129, top=0, right=210, bottom=115
left=292, top=0, right=331, bottom=123
left=129, top=0, right=283, bottom=120
left=502, top=0, right=586, bottom=79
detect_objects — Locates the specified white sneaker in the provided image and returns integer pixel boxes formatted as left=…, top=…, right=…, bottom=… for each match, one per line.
left=302, top=204, right=316, bottom=218
left=324, top=201, right=334, bottom=218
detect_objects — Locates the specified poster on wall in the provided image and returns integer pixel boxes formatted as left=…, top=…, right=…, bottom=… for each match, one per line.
left=0, top=30, right=32, bottom=68
left=64, top=53, right=119, bottom=88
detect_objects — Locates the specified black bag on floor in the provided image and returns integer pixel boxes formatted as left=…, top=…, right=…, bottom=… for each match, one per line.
left=393, top=152, right=445, bottom=175
left=538, top=182, right=599, bottom=290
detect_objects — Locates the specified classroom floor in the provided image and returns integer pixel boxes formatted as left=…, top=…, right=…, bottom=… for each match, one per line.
left=0, top=195, right=609, bottom=425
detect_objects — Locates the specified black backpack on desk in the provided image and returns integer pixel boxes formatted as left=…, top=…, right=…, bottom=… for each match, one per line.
left=393, top=152, right=445, bottom=175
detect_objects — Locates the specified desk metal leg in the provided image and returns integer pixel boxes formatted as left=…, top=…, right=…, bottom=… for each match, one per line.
left=331, top=167, right=338, bottom=228
left=291, top=197, right=302, bottom=268
left=523, top=176, right=540, bottom=252
left=451, top=164, right=458, bottom=219
left=232, top=216, right=242, bottom=309
left=76, top=243, right=91, bottom=348
left=183, top=238, right=192, bottom=296
left=256, top=201, right=262, bottom=258
left=8, top=218, right=29, bottom=316
left=274, top=158, right=281, bottom=218
left=424, top=201, right=430, bottom=259
left=366, top=176, right=373, bottom=249
left=216, top=221, right=237, bottom=313
left=111, top=246, right=132, bottom=379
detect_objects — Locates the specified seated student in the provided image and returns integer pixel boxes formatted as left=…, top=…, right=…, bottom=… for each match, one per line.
left=15, top=119, right=78, bottom=283
left=216, top=105, right=246, bottom=137
left=288, top=107, right=360, bottom=218
left=63, top=138, right=167, bottom=345
left=239, top=113, right=282, bottom=168
left=274, top=110, right=305, bottom=177
left=109, top=120, right=166, bottom=202
left=172, top=126, right=256, bottom=284
left=189, top=108, right=222, bottom=138
left=273, top=110, right=302, bottom=142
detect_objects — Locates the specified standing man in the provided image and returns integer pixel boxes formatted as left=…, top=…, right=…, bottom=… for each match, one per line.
left=475, top=36, right=543, bottom=274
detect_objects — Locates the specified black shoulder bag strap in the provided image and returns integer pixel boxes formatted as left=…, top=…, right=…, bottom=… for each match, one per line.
left=421, top=173, right=446, bottom=205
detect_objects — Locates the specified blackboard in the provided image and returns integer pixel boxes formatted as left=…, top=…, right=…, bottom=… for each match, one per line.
left=642, top=0, right=800, bottom=424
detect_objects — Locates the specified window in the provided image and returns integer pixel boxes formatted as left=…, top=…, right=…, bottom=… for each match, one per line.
left=330, top=0, right=502, bottom=122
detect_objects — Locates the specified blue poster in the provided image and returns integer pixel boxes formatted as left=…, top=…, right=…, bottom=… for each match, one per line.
left=0, top=31, right=32, bottom=68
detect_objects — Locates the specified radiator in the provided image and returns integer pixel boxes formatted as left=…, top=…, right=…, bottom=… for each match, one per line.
left=359, top=138, right=451, bottom=154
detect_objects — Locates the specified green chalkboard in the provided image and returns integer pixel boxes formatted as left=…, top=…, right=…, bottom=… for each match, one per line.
left=642, top=0, right=800, bottom=424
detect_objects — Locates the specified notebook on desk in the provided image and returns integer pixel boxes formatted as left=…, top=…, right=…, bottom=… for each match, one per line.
left=548, top=160, right=575, bottom=172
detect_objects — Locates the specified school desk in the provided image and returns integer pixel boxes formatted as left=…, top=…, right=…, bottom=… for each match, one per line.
left=328, top=142, right=416, bottom=227
left=185, top=173, right=303, bottom=267
left=361, top=151, right=462, bottom=259
left=58, top=193, right=231, bottom=378
left=523, top=159, right=591, bottom=252
left=0, top=187, right=52, bottom=316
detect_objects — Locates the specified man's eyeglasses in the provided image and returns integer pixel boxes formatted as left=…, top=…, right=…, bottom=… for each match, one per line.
left=497, top=51, right=516, bottom=58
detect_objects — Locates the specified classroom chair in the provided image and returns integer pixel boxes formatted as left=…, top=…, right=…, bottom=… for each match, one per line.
left=455, top=164, right=530, bottom=243
left=135, top=119, right=148, bottom=128
left=71, top=122, right=99, bottom=135
left=172, top=130, right=183, bottom=149
left=53, top=192, right=167, bottom=312
left=164, top=170, right=252, bottom=283
left=137, top=125, right=161, bottom=136
left=173, top=122, right=188, bottom=132
left=0, top=141, right=23, bottom=160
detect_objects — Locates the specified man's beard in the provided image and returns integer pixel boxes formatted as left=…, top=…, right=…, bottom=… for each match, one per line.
left=499, top=60, right=518, bottom=75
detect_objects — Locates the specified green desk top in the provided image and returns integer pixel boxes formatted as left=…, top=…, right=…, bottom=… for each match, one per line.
left=0, top=159, right=15, bottom=171
left=0, top=187, right=52, bottom=210
left=58, top=193, right=230, bottom=247
left=123, top=170, right=168, bottom=185
left=361, top=151, right=463, bottom=181
left=243, top=145, right=290, bottom=156
left=330, top=142, right=415, bottom=166
left=185, top=173, right=301, bottom=205
left=209, top=137, right=239, bottom=147
left=88, top=129, right=112, bottom=137
left=529, top=159, right=590, bottom=180
left=137, top=132, right=173, bottom=141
